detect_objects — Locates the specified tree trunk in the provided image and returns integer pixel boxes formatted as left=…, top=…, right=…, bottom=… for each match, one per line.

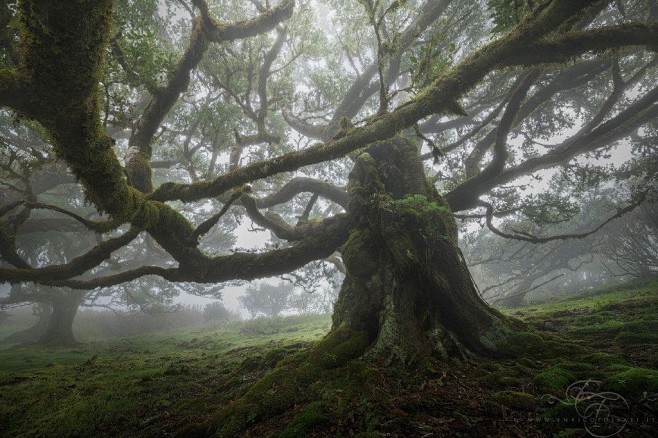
left=332, top=139, right=520, bottom=364
left=38, top=291, right=86, bottom=347
left=2, top=303, right=52, bottom=344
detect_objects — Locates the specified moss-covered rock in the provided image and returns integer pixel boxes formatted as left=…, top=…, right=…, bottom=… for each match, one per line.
left=533, top=366, right=576, bottom=396
left=604, top=367, right=658, bottom=400
left=279, top=401, right=327, bottom=438
left=577, top=352, right=627, bottom=367
left=491, top=390, right=536, bottom=411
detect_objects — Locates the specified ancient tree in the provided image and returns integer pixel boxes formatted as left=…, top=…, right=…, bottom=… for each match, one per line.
left=0, top=0, right=657, bottom=363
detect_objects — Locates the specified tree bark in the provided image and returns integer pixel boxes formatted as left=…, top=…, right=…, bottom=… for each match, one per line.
left=331, top=139, right=519, bottom=364
left=38, top=290, right=86, bottom=347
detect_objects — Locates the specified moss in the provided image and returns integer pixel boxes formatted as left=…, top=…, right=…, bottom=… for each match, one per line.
left=614, top=319, right=658, bottom=344
left=480, top=321, right=545, bottom=357
left=604, top=367, right=658, bottom=400
left=533, top=366, right=576, bottom=396
left=279, top=401, right=327, bottom=438
left=340, top=229, right=379, bottom=279
left=211, top=326, right=370, bottom=437
left=577, top=352, right=627, bottom=367
left=387, top=194, right=458, bottom=244
left=479, top=373, right=522, bottom=389
left=491, top=390, right=536, bottom=411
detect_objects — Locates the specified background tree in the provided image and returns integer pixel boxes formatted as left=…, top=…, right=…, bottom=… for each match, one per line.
left=239, top=282, right=293, bottom=318
left=599, top=201, right=658, bottom=282
left=203, top=301, right=242, bottom=323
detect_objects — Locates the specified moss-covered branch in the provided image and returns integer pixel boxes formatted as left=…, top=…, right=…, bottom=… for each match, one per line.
left=505, top=24, right=658, bottom=67
left=125, top=17, right=209, bottom=193
left=31, top=214, right=353, bottom=289
left=126, top=1, right=295, bottom=193
left=195, top=0, right=295, bottom=42
left=256, top=177, right=348, bottom=209
left=149, top=0, right=614, bottom=203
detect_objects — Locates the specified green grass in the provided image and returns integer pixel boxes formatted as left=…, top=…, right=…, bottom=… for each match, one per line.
left=0, top=282, right=656, bottom=437
left=0, top=314, right=331, bottom=437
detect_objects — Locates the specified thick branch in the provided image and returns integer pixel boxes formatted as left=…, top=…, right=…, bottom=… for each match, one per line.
left=150, top=0, right=609, bottom=203
left=507, top=24, right=658, bottom=67
left=256, top=177, right=348, bottom=209
left=48, top=214, right=353, bottom=289
left=197, top=0, right=295, bottom=42
left=0, top=227, right=140, bottom=283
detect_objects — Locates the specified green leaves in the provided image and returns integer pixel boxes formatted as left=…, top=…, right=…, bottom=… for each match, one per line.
left=408, top=31, right=456, bottom=90
left=487, top=0, right=531, bottom=34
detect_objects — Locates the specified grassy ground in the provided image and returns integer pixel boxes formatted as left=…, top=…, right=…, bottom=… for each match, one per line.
left=0, top=283, right=656, bottom=437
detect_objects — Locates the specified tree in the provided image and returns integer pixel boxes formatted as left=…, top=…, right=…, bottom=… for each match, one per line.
left=463, top=189, right=650, bottom=307
left=203, top=301, right=241, bottom=323
left=1, top=0, right=658, bottom=430
left=600, top=201, right=658, bottom=282
left=239, top=282, right=293, bottom=317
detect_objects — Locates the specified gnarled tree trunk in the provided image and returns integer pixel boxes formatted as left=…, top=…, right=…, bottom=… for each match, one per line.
left=332, top=139, right=519, bottom=363
left=38, top=290, right=86, bottom=347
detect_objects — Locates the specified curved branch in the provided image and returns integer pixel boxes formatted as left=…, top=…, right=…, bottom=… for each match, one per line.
left=447, top=83, right=658, bottom=212
left=27, top=202, right=118, bottom=233
left=480, top=191, right=648, bottom=244
left=126, top=0, right=295, bottom=192
left=256, top=177, right=348, bottom=209
left=150, top=0, right=611, bottom=203
left=47, top=214, right=353, bottom=289
left=0, top=227, right=141, bottom=283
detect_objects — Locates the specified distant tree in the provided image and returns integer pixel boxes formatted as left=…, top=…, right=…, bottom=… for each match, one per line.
left=600, top=202, right=658, bottom=282
left=1, top=302, right=52, bottom=344
left=203, top=301, right=241, bottom=323
left=239, top=282, right=293, bottom=318
left=287, top=291, right=318, bottom=315
left=463, top=189, right=651, bottom=307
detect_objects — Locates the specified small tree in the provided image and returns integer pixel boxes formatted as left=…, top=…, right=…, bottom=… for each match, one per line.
left=203, top=301, right=241, bottom=323
left=239, top=282, right=293, bottom=318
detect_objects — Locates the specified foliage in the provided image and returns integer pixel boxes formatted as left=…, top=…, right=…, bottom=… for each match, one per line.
left=202, top=301, right=242, bottom=323
left=239, top=282, right=294, bottom=318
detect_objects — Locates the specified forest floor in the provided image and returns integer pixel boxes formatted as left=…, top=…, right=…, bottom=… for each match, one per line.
left=0, top=282, right=657, bottom=437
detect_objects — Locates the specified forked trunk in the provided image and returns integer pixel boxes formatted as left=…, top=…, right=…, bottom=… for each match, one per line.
left=332, top=139, right=518, bottom=363
left=38, top=291, right=85, bottom=347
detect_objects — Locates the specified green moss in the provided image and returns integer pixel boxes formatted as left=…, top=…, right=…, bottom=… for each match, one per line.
left=480, top=322, right=545, bottom=357
left=279, top=401, right=327, bottom=438
left=340, top=229, right=379, bottom=279
left=577, top=352, right=627, bottom=367
left=491, top=390, right=536, bottom=410
left=533, top=366, right=576, bottom=396
left=604, top=367, right=658, bottom=400
left=211, top=326, right=370, bottom=437
left=387, top=194, right=458, bottom=244
left=614, top=319, right=658, bottom=344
